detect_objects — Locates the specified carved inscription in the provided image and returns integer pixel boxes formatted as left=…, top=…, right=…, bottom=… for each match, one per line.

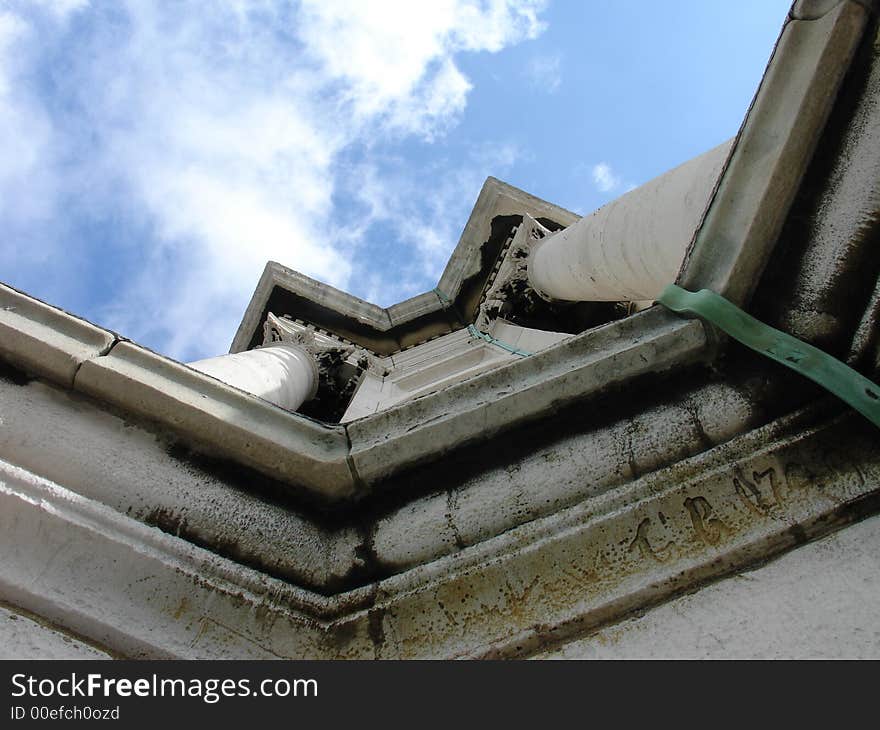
left=733, top=466, right=783, bottom=516
left=622, top=442, right=869, bottom=571
left=684, top=496, right=728, bottom=546
left=629, top=517, right=675, bottom=564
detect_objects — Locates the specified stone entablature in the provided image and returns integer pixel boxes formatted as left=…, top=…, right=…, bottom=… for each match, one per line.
left=229, top=179, right=579, bottom=358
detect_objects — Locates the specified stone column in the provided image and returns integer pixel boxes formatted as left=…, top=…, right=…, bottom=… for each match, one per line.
left=528, top=139, right=733, bottom=302
left=188, top=344, right=319, bottom=411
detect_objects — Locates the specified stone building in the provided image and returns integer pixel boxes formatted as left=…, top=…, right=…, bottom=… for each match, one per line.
left=1, top=0, right=879, bottom=658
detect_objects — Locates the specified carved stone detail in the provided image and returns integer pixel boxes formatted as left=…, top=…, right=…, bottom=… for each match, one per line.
left=474, top=214, right=551, bottom=332
left=261, top=312, right=384, bottom=421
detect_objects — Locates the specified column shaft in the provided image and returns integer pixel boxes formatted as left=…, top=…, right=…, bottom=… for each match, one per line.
left=188, top=344, right=319, bottom=411
left=528, top=139, right=733, bottom=302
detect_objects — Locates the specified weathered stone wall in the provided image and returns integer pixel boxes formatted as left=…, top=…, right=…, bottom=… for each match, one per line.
left=0, top=604, right=111, bottom=661
left=534, top=512, right=880, bottom=659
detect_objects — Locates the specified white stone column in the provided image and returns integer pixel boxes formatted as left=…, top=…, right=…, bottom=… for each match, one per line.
left=188, top=344, right=319, bottom=411
left=528, top=139, right=733, bottom=302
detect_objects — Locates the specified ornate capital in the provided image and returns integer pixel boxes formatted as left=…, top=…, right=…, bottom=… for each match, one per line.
left=474, top=214, right=552, bottom=332
left=261, top=312, right=384, bottom=420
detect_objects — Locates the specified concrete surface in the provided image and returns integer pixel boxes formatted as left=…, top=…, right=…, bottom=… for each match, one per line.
left=681, top=1, right=868, bottom=305
left=536, top=512, right=880, bottom=659
left=0, top=603, right=111, bottom=660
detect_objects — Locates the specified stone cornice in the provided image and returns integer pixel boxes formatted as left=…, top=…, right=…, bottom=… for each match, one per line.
left=0, top=282, right=708, bottom=503
left=2, top=403, right=877, bottom=658
left=229, top=179, right=579, bottom=356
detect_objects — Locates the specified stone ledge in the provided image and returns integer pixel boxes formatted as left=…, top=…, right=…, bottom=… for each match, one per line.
left=0, top=602, right=112, bottom=660
left=0, top=357, right=799, bottom=594
left=681, top=1, right=869, bottom=305
left=0, top=284, right=116, bottom=388
left=532, top=510, right=880, bottom=658
left=368, top=378, right=765, bottom=573
left=0, top=279, right=712, bottom=505
left=0, top=377, right=361, bottom=590
left=367, top=410, right=880, bottom=659
left=0, top=459, right=351, bottom=658
left=74, top=340, right=357, bottom=501
left=3, top=406, right=877, bottom=658
left=348, top=308, right=709, bottom=487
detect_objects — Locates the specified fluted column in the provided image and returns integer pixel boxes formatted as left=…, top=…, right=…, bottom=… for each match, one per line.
left=188, top=343, right=319, bottom=411
left=528, top=139, right=733, bottom=302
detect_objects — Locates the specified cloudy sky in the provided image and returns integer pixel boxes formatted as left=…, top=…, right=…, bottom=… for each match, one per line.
left=1, top=0, right=790, bottom=361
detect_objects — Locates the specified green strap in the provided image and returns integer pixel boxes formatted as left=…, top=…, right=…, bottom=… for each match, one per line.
left=437, top=287, right=530, bottom=356
left=658, top=284, right=880, bottom=429
left=467, top=324, right=533, bottom=357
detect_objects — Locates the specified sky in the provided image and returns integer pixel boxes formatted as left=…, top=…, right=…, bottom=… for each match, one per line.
left=0, top=0, right=792, bottom=362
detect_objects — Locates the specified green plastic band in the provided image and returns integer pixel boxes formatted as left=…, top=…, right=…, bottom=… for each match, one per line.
left=467, top=324, right=532, bottom=357
left=658, top=284, right=880, bottom=429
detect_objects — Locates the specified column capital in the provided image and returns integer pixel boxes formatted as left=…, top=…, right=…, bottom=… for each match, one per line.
left=262, top=313, right=382, bottom=421
left=474, top=214, right=552, bottom=332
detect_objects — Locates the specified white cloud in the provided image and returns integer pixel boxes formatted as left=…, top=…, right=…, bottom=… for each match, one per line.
left=24, top=0, right=89, bottom=20
left=334, top=140, right=522, bottom=307
left=297, top=0, right=544, bottom=138
left=525, top=52, right=561, bottom=93
left=591, top=162, right=621, bottom=193
left=0, top=9, right=58, bottom=243
left=0, top=0, right=547, bottom=360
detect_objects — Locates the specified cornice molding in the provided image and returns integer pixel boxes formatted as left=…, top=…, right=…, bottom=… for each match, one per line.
left=229, top=178, right=579, bottom=356
left=2, top=403, right=877, bottom=658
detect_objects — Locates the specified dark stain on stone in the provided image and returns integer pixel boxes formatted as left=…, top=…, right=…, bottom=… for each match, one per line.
left=146, top=507, right=189, bottom=538
left=160, top=435, right=355, bottom=524
left=367, top=606, right=386, bottom=655
left=340, top=525, right=383, bottom=589
left=446, top=490, right=466, bottom=550
left=0, top=360, right=33, bottom=386
left=682, top=401, right=714, bottom=451
left=361, top=363, right=709, bottom=513
left=787, top=523, right=808, bottom=546
left=753, top=16, right=880, bottom=355
left=454, top=214, right=523, bottom=322
left=325, top=618, right=359, bottom=651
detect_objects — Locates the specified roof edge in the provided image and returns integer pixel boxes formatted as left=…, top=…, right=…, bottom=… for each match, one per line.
left=228, top=177, right=579, bottom=355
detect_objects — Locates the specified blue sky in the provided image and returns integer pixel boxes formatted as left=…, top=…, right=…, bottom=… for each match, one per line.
left=1, top=0, right=791, bottom=361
